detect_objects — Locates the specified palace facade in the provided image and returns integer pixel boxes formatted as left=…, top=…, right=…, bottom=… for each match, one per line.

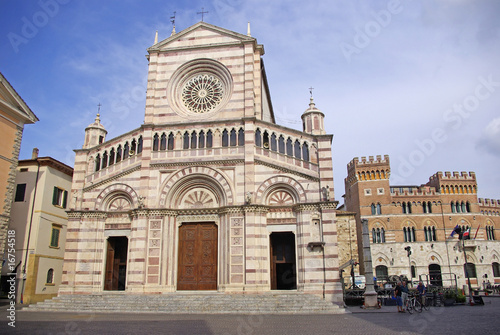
left=344, top=155, right=500, bottom=290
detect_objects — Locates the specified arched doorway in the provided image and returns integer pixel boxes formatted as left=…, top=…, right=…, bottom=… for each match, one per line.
left=270, top=232, right=297, bottom=290
left=104, top=236, right=128, bottom=291
left=177, top=222, right=218, bottom=290
left=428, top=264, right=442, bottom=287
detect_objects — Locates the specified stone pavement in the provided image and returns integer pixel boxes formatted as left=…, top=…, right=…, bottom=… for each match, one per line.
left=1, top=297, right=499, bottom=334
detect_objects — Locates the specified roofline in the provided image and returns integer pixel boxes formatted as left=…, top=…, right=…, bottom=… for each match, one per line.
left=18, top=156, right=73, bottom=177
left=0, top=71, right=39, bottom=124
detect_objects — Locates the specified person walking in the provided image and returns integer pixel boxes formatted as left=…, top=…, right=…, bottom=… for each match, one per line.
left=394, top=281, right=404, bottom=313
left=401, top=281, right=409, bottom=311
left=417, top=281, right=426, bottom=305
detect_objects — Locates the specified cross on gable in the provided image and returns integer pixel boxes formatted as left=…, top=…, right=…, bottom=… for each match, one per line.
left=197, top=7, right=208, bottom=22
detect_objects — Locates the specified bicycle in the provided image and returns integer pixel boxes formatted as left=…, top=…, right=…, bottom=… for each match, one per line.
left=405, top=293, right=422, bottom=314
left=421, top=293, right=432, bottom=311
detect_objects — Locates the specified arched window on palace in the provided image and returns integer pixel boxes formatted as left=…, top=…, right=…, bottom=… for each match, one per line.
left=375, top=265, right=388, bottom=281
left=376, top=203, right=382, bottom=215
left=464, top=262, right=477, bottom=278
left=371, top=203, right=376, bottom=215
left=183, top=131, right=190, bottom=149
left=492, top=262, right=500, bottom=278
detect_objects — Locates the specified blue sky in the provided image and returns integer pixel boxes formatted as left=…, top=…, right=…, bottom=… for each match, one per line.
left=1, top=0, right=499, bottom=202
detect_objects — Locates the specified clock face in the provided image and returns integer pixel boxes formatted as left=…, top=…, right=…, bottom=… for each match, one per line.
left=181, top=74, right=224, bottom=113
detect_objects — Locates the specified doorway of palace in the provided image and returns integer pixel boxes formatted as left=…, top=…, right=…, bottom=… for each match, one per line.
left=428, top=264, right=442, bottom=287
left=104, top=236, right=128, bottom=291
left=270, top=232, right=297, bottom=290
left=177, top=223, right=218, bottom=290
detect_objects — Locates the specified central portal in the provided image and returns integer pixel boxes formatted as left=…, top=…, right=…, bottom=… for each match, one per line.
left=177, top=222, right=218, bottom=290
left=270, top=232, right=297, bottom=290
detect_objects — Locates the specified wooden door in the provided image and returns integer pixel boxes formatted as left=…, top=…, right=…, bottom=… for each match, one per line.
left=178, top=223, right=217, bottom=290
left=104, top=237, right=128, bottom=291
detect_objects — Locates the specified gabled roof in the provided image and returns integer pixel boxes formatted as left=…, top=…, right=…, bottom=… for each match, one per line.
left=147, top=21, right=264, bottom=54
left=0, top=71, right=38, bottom=124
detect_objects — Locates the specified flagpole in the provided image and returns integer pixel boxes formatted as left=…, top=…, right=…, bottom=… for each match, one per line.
left=462, top=237, right=474, bottom=306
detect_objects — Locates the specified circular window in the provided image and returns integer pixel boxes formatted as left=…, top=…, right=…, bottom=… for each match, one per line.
left=167, top=59, right=233, bottom=118
left=182, top=74, right=224, bottom=113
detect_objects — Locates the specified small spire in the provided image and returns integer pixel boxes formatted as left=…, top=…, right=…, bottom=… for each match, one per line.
left=308, top=87, right=316, bottom=109
left=170, top=11, right=176, bottom=36
left=95, top=103, right=102, bottom=123
left=247, top=22, right=251, bottom=37
left=154, top=30, right=158, bottom=44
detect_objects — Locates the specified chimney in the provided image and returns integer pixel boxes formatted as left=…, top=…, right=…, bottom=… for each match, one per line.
left=32, top=148, right=39, bottom=159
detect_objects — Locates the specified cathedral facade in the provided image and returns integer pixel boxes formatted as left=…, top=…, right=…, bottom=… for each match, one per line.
left=60, top=22, right=341, bottom=304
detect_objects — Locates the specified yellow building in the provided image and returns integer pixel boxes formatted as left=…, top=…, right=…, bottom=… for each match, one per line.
left=0, top=72, right=38, bottom=265
left=1, top=151, right=73, bottom=304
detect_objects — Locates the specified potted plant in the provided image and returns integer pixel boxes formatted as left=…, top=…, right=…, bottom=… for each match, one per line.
left=444, top=290, right=457, bottom=306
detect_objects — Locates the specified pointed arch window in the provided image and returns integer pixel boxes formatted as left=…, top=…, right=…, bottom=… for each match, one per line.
left=302, top=143, right=309, bottom=162
left=95, top=154, right=101, bottom=171
left=222, top=129, right=229, bottom=147
left=238, top=128, right=244, bottom=146
left=116, top=145, right=122, bottom=163
left=262, top=131, right=269, bottom=149
left=461, top=201, right=466, bottom=213
left=167, top=132, right=175, bottom=150
left=381, top=228, right=385, bottom=243
left=424, top=227, right=429, bottom=241
left=372, top=228, right=376, bottom=244
left=206, top=130, right=213, bottom=148
left=160, top=133, right=167, bottom=150
left=109, top=148, right=115, bottom=166
left=230, top=129, right=237, bottom=146
left=371, top=203, right=376, bottom=215
left=191, top=131, right=197, bottom=149
left=183, top=131, right=190, bottom=149
left=131, top=139, right=136, bottom=154
left=270, top=133, right=277, bottom=151
left=278, top=135, right=285, bottom=154
left=286, top=138, right=293, bottom=156
left=466, top=201, right=471, bottom=213
left=294, top=140, right=301, bottom=159
left=198, top=130, right=205, bottom=148
left=451, top=201, right=456, bottom=213
left=102, top=152, right=108, bottom=169
left=137, top=136, right=143, bottom=154
left=153, top=134, right=159, bottom=151
left=492, top=262, right=500, bottom=277
left=123, top=142, right=129, bottom=157
left=255, top=129, right=262, bottom=147
left=427, top=201, right=432, bottom=213
left=376, top=203, right=382, bottom=215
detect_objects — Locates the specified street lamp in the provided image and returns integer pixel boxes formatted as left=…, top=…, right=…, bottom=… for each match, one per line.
left=405, top=246, right=412, bottom=286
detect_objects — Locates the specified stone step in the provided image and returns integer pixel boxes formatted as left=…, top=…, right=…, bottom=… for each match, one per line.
left=23, top=292, right=344, bottom=314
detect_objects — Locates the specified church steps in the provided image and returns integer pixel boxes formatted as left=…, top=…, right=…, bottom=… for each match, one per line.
left=22, top=292, right=344, bottom=314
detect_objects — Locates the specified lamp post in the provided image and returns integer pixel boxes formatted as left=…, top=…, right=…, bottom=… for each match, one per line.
left=405, top=246, right=412, bottom=287
left=462, top=238, right=474, bottom=305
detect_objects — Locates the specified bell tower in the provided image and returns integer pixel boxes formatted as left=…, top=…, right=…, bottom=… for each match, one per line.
left=301, top=96, right=325, bottom=135
left=83, top=111, right=107, bottom=149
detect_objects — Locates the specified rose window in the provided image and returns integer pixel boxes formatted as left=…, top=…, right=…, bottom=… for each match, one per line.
left=182, top=74, right=224, bottom=113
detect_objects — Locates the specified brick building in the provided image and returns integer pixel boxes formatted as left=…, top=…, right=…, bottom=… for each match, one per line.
left=59, top=22, right=342, bottom=307
left=344, top=155, right=500, bottom=290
